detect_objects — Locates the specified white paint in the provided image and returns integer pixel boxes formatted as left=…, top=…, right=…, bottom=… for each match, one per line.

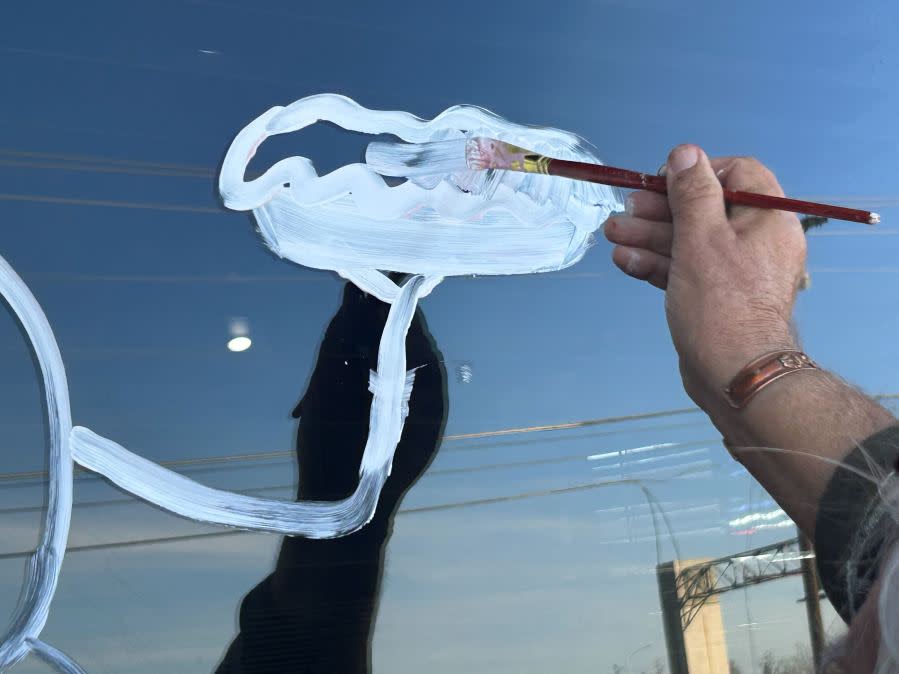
left=0, top=93, right=622, bottom=671
left=219, top=93, right=624, bottom=280
left=0, top=257, right=75, bottom=671
left=26, top=639, right=87, bottom=674
left=69, top=274, right=433, bottom=537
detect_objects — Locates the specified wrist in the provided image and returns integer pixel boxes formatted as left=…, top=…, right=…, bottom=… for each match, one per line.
left=711, top=363, right=827, bottom=451
left=680, top=332, right=800, bottom=414
left=698, top=364, right=895, bottom=535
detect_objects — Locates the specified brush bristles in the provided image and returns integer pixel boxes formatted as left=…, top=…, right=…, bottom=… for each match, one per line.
left=465, top=137, right=498, bottom=170
left=465, top=137, right=539, bottom=174
left=870, top=212, right=881, bottom=225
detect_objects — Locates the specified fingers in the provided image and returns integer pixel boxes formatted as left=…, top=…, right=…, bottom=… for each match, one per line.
left=604, top=214, right=673, bottom=257
left=711, top=156, right=786, bottom=224
left=635, top=154, right=781, bottom=225
left=707, top=156, right=741, bottom=176
left=627, top=190, right=671, bottom=222
left=709, top=156, right=784, bottom=195
left=664, top=145, right=732, bottom=256
left=611, top=245, right=670, bottom=290
left=604, top=211, right=672, bottom=289
left=609, top=148, right=795, bottom=292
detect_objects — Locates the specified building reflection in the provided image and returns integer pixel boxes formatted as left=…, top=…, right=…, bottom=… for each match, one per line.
left=216, top=280, right=447, bottom=673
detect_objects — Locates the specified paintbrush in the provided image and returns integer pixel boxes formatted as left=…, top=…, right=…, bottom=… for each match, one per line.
left=366, top=137, right=879, bottom=226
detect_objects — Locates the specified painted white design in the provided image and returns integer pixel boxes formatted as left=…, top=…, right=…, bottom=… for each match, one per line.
left=0, top=257, right=73, bottom=672
left=219, top=94, right=620, bottom=280
left=0, top=93, right=622, bottom=671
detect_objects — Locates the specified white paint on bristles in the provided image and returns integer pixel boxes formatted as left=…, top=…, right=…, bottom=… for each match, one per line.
left=0, top=93, right=622, bottom=671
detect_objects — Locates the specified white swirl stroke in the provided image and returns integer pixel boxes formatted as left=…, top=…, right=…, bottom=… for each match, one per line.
left=0, top=257, right=73, bottom=672
left=219, top=93, right=623, bottom=289
left=0, top=93, right=622, bottom=672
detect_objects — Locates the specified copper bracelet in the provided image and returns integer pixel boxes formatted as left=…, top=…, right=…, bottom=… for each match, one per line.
left=723, top=350, right=818, bottom=410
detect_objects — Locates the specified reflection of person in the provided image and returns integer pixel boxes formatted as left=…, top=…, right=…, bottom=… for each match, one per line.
left=216, top=281, right=447, bottom=673
left=605, top=144, right=898, bottom=672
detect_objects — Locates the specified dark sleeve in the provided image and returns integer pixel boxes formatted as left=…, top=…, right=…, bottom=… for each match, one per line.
left=815, top=423, right=899, bottom=623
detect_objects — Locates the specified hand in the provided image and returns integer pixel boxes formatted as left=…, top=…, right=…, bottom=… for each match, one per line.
left=603, top=144, right=808, bottom=413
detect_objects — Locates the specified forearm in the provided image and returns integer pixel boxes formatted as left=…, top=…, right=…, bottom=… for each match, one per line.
left=701, top=366, right=895, bottom=538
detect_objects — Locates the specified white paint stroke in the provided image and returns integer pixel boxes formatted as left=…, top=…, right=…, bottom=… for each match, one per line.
left=26, top=639, right=87, bottom=674
left=70, top=274, right=434, bottom=537
left=219, top=93, right=624, bottom=282
left=0, top=93, right=623, bottom=672
left=0, top=257, right=77, bottom=672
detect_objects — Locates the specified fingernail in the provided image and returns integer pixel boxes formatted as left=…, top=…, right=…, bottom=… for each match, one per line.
left=601, top=216, right=613, bottom=236
left=667, top=145, right=699, bottom=175
left=626, top=249, right=640, bottom=274
left=657, top=164, right=667, bottom=177
left=625, top=194, right=635, bottom=215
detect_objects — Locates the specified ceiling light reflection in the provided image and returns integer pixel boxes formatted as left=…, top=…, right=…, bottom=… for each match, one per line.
left=227, top=336, right=252, bottom=352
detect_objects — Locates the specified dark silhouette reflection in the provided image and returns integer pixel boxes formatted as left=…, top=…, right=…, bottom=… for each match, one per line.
left=216, top=280, right=447, bottom=673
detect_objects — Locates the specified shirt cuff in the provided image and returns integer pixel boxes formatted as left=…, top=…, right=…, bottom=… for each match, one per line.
left=815, top=423, right=899, bottom=623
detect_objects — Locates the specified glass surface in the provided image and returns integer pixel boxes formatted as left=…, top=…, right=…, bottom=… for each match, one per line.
left=0, top=1, right=897, bottom=672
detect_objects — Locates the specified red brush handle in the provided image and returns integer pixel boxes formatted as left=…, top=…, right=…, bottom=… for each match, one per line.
left=547, top=158, right=877, bottom=225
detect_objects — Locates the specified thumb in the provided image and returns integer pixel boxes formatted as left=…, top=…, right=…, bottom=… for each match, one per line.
left=665, top=145, right=731, bottom=255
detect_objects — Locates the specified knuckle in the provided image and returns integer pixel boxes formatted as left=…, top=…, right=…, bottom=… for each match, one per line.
left=781, top=212, right=806, bottom=240
left=727, top=157, right=784, bottom=196
left=730, top=157, right=768, bottom=176
left=732, top=156, right=761, bottom=170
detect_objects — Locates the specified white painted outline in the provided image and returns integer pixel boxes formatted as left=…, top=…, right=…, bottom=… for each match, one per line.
left=0, top=257, right=73, bottom=672
left=0, top=93, right=622, bottom=671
